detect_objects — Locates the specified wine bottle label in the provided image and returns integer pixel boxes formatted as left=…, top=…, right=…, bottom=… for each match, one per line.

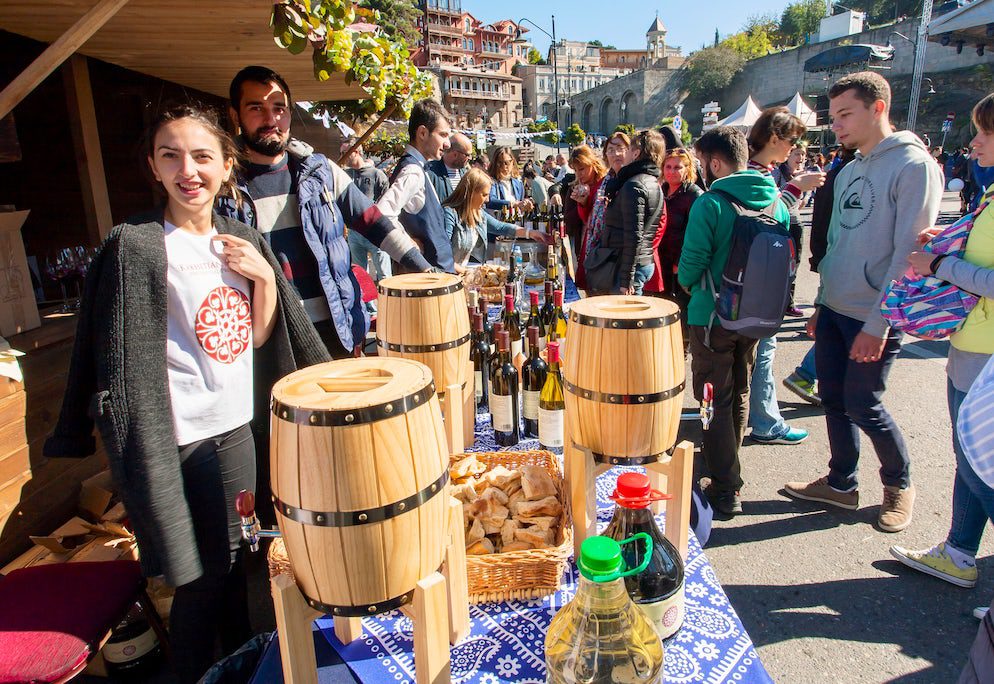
left=491, top=393, right=514, bottom=433
left=474, top=371, right=483, bottom=401
left=102, top=626, right=159, bottom=663
left=522, top=390, right=540, bottom=420
left=538, top=407, right=564, bottom=448
left=637, top=585, right=685, bottom=640
left=511, top=338, right=523, bottom=359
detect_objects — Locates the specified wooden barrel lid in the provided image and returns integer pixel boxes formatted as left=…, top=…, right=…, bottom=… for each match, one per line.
left=568, top=295, right=679, bottom=329
left=271, top=358, right=435, bottom=426
left=377, top=272, right=463, bottom=298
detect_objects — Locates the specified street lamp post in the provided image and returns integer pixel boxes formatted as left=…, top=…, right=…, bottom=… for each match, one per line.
left=514, top=15, right=560, bottom=152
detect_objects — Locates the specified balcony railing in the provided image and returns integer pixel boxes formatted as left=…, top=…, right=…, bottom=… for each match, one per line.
left=426, top=21, right=462, bottom=37
left=429, top=43, right=466, bottom=56
left=445, top=88, right=507, bottom=100
left=425, top=0, right=462, bottom=16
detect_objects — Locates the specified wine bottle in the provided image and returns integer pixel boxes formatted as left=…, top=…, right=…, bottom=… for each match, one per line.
left=525, top=290, right=546, bottom=352
left=478, top=295, right=494, bottom=353
left=539, top=340, right=565, bottom=452
left=471, top=312, right=489, bottom=410
left=503, top=294, right=523, bottom=360
left=540, top=280, right=555, bottom=329
left=546, top=244, right=559, bottom=290
left=101, top=601, right=162, bottom=676
left=548, top=289, right=568, bottom=345
left=490, top=330, right=520, bottom=446
left=521, top=326, right=548, bottom=438
left=604, top=472, right=686, bottom=640
left=489, top=321, right=505, bottom=381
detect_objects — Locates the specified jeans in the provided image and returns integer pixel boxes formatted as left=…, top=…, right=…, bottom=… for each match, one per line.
left=347, top=230, right=391, bottom=282
left=795, top=344, right=818, bottom=383
left=947, top=379, right=994, bottom=556
left=171, top=424, right=256, bottom=683
left=623, top=262, right=655, bottom=296
left=815, top=307, right=910, bottom=491
left=689, top=324, right=759, bottom=494
left=748, top=335, right=788, bottom=439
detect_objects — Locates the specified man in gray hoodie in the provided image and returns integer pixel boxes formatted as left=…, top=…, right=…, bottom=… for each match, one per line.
left=785, top=72, right=943, bottom=533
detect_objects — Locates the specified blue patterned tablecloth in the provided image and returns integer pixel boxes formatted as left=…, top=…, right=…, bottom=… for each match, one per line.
left=317, top=409, right=772, bottom=684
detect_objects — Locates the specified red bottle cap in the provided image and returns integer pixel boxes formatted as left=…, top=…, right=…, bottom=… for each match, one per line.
left=497, top=329, right=510, bottom=351
left=547, top=341, right=560, bottom=363
left=545, top=281, right=554, bottom=295
left=527, top=325, right=539, bottom=345
left=530, top=290, right=539, bottom=305
left=472, top=312, right=483, bottom=331
left=493, top=321, right=504, bottom=336
left=554, top=289, right=564, bottom=306
left=504, top=294, right=514, bottom=310
left=609, top=472, right=670, bottom=509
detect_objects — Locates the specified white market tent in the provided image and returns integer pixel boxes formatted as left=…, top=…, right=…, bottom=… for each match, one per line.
left=786, top=92, right=817, bottom=127
left=717, top=96, right=763, bottom=130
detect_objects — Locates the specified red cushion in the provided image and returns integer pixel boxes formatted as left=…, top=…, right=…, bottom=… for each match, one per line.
left=0, top=560, right=143, bottom=684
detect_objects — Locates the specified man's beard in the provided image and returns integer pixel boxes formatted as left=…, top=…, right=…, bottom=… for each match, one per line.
left=241, top=127, right=289, bottom=157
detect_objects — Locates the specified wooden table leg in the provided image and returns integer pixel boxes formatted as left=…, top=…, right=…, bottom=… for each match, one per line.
left=647, top=467, right=667, bottom=517
left=442, top=496, right=470, bottom=644
left=463, top=363, right=476, bottom=448
left=271, top=574, right=322, bottom=684
left=400, top=572, right=451, bottom=684
left=650, top=440, right=693, bottom=560
left=444, top=383, right=465, bottom=456
left=333, top=616, right=363, bottom=645
left=566, top=441, right=598, bottom=560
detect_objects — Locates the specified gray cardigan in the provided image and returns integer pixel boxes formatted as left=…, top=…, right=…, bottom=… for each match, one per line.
left=44, top=210, right=329, bottom=586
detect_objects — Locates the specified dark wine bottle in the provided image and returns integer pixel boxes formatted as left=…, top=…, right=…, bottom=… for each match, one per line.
left=488, top=321, right=505, bottom=381
left=471, top=312, right=489, bottom=410
left=538, top=340, right=565, bottom=452
left=604, top=472, right=686, bottom=640
left=101, top=600, right=162, bottom=677
left=525, top=290, right=546, bottom=352
left=520, top=326, right=548, bottom=438
left=478, top=295, right=494, bottom=353
left=540, top=280, right=555, bottom=329
left=490, top=330, right=520, bottom=446
left=502, top=293, right=523, bottom=360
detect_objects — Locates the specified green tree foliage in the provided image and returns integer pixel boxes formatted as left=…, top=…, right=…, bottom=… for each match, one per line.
left=614, top=123, right=636, bottom=138
left=564, top=123, right=586, bottom=147
left=527, top=120, right=561, bottom=144
left=589, top=39, right=617, bottom=50
left=780, top=0, right=827, bottom=45
left=658, top=117, right=693, bottom=146
left=527, top=47, right=546, bottom=65
left=721, top=29, right=773, bottom=59
left=833, top=0, right=924, bottom=25
left=360, top=0, right=421, bottom=47
left=681, top=45, right=747, bottom=96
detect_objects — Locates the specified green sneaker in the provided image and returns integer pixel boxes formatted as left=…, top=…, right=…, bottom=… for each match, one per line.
left=890, top=542, right=978, bottom=588
left=783, top=372, right=821, bottom=405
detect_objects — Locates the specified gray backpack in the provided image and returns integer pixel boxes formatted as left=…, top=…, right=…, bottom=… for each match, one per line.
left=703, top=189, right=794, bottom=342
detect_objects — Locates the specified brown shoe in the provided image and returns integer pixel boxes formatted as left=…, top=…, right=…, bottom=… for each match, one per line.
left=784, top=475, right=859, bottom=510
left=879, top=484, right=915, bottom=532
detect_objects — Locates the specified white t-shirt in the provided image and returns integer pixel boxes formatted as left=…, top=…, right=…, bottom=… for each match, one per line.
left=165, top=222, right=254, bottom=445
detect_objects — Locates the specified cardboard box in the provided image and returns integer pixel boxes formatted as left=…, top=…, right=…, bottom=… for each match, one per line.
left=1, top=515, right=137, bottom=575
left=0, top=211, right=41, bottom=338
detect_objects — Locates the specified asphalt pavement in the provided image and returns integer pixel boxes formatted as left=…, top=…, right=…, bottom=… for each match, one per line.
left=693, top=191, right=986, bottom=683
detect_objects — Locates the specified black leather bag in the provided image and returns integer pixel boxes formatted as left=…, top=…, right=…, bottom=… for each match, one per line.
left=583, top=246, right=619, bottom=294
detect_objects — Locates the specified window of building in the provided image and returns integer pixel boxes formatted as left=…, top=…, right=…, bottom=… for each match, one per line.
left=465, top=18, right=471, bottom=32
left=468, top=38, right=474, bottom=50
left=511, top=85, right=516, bottom=94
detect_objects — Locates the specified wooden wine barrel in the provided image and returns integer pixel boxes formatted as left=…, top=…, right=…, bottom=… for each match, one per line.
left=376, top=273, right=471, bottom=392
left=270, top=357, right=451, bottom=617
left=562, top=296, right=684, bottom=466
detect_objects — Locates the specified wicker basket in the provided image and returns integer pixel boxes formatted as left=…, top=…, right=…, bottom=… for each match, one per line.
left=452, top=449, right=573, bottom=604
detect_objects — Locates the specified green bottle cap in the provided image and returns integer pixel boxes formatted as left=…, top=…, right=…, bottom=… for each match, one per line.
left=578, top=536, right=623, bottom=581
left=578, top=534, right=654, bottom=583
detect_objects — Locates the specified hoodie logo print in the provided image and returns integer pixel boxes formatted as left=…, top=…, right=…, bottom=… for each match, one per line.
left=838, top=175, right=875, bottom=231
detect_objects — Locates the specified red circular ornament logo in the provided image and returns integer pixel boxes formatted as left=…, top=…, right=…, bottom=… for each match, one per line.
left=195, top=286, right=251, bottom=364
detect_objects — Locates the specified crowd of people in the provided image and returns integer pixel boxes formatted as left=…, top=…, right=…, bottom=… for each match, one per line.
left=42, top=60, right=994, bottom=680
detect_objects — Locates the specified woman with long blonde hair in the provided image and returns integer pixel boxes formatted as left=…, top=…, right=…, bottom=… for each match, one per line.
left=568, top=144, right=609, bottom=291
left=486, top=146, right=533, bottom=214
left=443, top=167, right=549, bottom=273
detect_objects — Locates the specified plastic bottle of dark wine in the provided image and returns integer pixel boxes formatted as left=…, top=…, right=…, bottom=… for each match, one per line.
left=604, top=472, right=686, bottom=640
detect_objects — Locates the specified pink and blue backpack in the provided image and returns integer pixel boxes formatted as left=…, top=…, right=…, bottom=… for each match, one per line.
left=880, top=192, right=992, bottom=340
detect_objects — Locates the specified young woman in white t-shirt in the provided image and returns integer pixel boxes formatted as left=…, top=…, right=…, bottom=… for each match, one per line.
left=146, top=105, right=277, bottom=682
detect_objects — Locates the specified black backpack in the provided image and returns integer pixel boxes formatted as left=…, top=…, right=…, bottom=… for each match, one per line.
left=703, top=188, right=795, bottom=341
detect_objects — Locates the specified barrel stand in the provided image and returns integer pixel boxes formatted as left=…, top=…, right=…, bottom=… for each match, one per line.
left=271, top=497, right=470, bottom=684
left=438, top=361, right=476, bottom=455
left=564, top=440, right=694, bottom=561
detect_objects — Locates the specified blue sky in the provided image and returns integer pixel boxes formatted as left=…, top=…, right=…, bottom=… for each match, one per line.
left=466, top=0, right=801, bottom=55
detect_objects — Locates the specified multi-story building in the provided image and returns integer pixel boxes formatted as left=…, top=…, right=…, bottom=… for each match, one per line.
left=436, top=65, right=523, bottom=129
left=600, top=18, right=684, bottom=72
left=414, top=1, right=529, bottom=128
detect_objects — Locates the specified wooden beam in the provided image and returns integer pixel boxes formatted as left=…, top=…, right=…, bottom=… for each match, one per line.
left=63, top=55, right=113, bottom=243
left=0, top=0, right=131, bottom=120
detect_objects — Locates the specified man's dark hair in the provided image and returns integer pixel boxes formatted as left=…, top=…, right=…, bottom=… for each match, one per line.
left=747, top=107, right=807, bottom=154
left=408, top=99, right=451, bottom=140
left=229, top=65, right=292, bottom=110
left=695, top=126, right=749, bottom=170
left=829, top=71, right=891, bottom=111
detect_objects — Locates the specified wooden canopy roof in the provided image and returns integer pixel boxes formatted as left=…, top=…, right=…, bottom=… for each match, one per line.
left=0, top=0, right=367, bottom=102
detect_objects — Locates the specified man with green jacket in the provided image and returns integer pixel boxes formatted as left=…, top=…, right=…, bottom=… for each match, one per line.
left=678, top=126, right=791, bottom=516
